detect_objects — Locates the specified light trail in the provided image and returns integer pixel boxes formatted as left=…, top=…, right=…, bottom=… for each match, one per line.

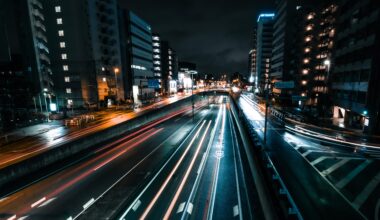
left=139, top=120, right=207, bottom=220
left=163, top=121, right=212, bottom=219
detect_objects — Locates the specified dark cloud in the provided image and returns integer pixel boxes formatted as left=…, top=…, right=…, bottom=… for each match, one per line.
left=119, top=0, right=275, bottom=75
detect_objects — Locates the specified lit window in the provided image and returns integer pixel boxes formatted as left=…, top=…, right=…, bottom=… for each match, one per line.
left=60, top=42, right=66, bottom=48
left=303, top=58, right=309, bottom=64
left=102, top=77, right=106, bottom=82
left=101, top=67, right=105, bottom=71
left=55, top=6, right=61, bottom=13
left=306, top=25, right=312, bottom=31
left=64, top=76, right=70, bottom=82
left=153, top=43, right=159, bottom=47
left=302, top=69, right=309, bottom=75
left=307, top=14, right=314, bottom=20
left=63, top=65, right=69, bottom=71
left=153, top=49, right=160, bottom=53
left=66, top=88, right=72, bottom=94
left=305, top=48, right=310, bottom=53
left=58, top=30, right=64, bottom=36
left=57, top=18, right=63, bottom=25
left=305, top=36, right=311, bottom=42
left=61, top=54, right=67, bottom=60
left=301, top=80, right=307, bottom=85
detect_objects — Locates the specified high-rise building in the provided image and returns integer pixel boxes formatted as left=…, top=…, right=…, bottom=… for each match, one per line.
left=119, top=10, right=154, bottom=104
left=331, top=0, right=380, bottom=134
left=270, top=1, right=303, bottom=103
left=248, top=28, right=257, bottom=87
left=0, top=0, right=53, bottom=126
left=160, top=41, right=178, bottom=93
left=256, top=13, right=275, bottom=94
left=152, top=33, right=162, bottom=79
left=44, top=0, right=122, bottom=108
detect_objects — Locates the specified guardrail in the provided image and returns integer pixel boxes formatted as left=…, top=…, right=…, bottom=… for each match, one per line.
left=229, top=94, right=279, bottom=220
left=233, top=94, right=303, bottom=220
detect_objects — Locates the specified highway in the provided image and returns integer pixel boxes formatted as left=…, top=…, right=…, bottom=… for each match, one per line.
left=0, top=95, right=187, bottom=170
left=0, top=95, right=255, bottom=220
left=118, top=96, right=254, bottom=220
left=239, top=94, right=379, bottom=220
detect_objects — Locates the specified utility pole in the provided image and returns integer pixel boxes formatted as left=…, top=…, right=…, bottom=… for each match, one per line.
left=264, top=78, right=269, bottom=144
left=191, top=73, right=194, bottom=120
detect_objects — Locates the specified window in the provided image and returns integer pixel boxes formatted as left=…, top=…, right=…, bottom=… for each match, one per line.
left=55, top=6, right=61, bottom=13
left=67, top=99, right=73, bottom=105
left=63, top=65, right=69, bottom=71
left=64, top=76, right=70, bottom=82
left=102, top=77, right=106, bottom=82
left=58, top=30, right=64, bottom=36
left=66, top=88, right=72, bottom=94
left=60, top=42, right=66, bottom=48
left=61, top=54, right=67, bottom=60
left=57, top=18, right=63, bottom=25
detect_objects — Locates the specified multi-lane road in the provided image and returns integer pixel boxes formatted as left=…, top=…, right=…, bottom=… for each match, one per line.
left=0, top=95, right=256, bottom=220
left=0, top=95, right=186, bottom=170
left=240, top=94, right=379, bottom=220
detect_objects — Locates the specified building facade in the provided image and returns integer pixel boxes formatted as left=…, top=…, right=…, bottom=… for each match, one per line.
left=331, top=0, right=380, bottom=134
left=44, top=0, right=122, bottom=108
left=119, top=10, right=154, bottom=104
left=0, top=0, right=53, bottom=128
left=256, top=13, right=275, bottom=94
left=178, top=62, right=197, bottom=90
left=248, top=29, right=257, bottom=86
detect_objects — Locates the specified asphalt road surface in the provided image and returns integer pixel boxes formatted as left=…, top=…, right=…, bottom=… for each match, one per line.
left=0, top=95, right=255, bottom=220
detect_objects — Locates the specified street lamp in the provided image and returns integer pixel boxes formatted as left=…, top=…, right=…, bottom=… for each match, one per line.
left=114, top=67, right=120, bottom=108
left=324, top=59, right=331, bottom=80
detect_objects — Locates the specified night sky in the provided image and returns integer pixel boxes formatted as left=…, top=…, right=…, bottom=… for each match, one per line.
left=119, top=0, right=275, bottom=76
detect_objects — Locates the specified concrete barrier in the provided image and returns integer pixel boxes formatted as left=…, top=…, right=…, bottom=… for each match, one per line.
left=0, top=95, right=206, bottom=188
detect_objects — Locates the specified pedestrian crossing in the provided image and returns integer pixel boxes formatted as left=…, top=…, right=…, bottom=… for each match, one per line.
left=285, top=133, right=380, bottom=220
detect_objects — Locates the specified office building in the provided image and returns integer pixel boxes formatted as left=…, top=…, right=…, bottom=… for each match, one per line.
left=119, top=10, right=154, bottom=104
left=44, top=0, right=122, bottom=108
left=256, top=13, right=275, bottom=94
left=331, top=0, right=380, bottom=134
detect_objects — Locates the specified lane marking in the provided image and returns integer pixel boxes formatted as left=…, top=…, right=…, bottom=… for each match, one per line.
left=83, top=198, right=95, bottom=210
left=7, top=215, right=16, bottom=220
left=18, top=216, right=29, bottom=220
left=321, top=159, right=349, bottom=176
left=310, top=156, right=327, bottom=166
left=177, top=202, right=185, bottom=213
left=139, top=121, right=207, bottom=220
left=353, top=171, right=380, bottom=209
left=336, top=160, right=372, bottom=189
left=181, top=105, right=222, bottom=220
left=163, top=121, right=212, bottom=219
left=233, top=205, right=239, bottom=217
left=301, top=150, right=312, bottom=157
left=132, top=200, right=141, bottom=211
left=38, top=197, right=56, bottom=208
left=31, top=197, right=46, bottom=208
left=119, top=118, right=206, bottom=220
left=187, top=202, right=193, bottom=215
